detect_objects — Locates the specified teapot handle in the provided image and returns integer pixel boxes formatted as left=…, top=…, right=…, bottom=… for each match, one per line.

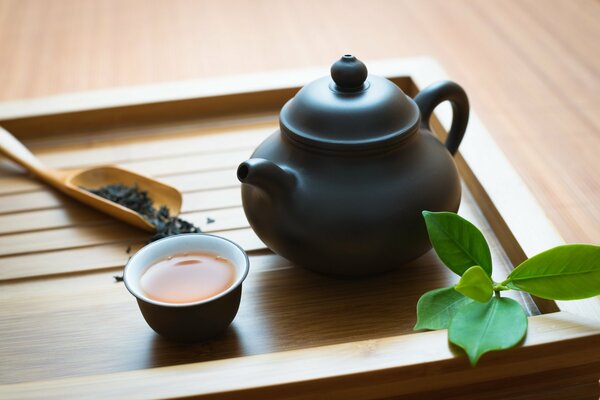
left=414, top=81, right=469, bottom=155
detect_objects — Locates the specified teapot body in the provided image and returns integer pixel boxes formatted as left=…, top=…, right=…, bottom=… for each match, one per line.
left=238, top=56, right=469, bottom=277
left=240, top=126, right=461, bottom=276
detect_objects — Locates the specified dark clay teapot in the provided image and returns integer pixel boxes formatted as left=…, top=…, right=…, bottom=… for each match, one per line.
left=237, top=55, right=469, bottom=277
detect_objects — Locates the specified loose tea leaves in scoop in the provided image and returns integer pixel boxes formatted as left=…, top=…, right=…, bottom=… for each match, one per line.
left=86, top=184, right=201, bottom=242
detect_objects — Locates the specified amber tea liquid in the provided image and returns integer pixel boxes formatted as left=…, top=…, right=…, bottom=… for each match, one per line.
left=140, top=252, right=236, bottom=304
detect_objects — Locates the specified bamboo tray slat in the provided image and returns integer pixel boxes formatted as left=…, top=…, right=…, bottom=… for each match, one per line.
left=0, top=131, right=262, bottom=197
left=0, top=204, right=246, bottom=236
left=0, top=147, right=252, bottom=202
left=0, top=58, right=598, bottom=399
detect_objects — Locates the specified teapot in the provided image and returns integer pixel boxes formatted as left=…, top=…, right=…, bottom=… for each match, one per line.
left=237, top=55, right=469, bottom=277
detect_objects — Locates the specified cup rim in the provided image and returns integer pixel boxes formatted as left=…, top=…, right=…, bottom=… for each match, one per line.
left=123, top=233, right=249, bottom=308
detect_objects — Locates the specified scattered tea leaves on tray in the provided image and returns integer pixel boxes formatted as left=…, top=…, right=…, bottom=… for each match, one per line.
left=85, top=184, right=201, bottom=242
left=415, top=210, right=600, bottom=365
left=113, top=275, right=124, bottom=282
left=149, top=204, right=201, bottom=242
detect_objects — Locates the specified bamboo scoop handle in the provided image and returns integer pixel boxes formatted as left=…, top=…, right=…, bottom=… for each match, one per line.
left=0, top=126, right=63, bottom=186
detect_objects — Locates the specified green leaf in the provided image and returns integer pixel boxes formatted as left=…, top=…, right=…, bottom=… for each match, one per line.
left=455, top=266, right=494, bottom=303
left=449, top=297, right=527, bottom=365
left=414, top=287, right=473, bottom=330
left=505, top=244, right=600, bottom=300
left=422, top=211, right=492, bottom=276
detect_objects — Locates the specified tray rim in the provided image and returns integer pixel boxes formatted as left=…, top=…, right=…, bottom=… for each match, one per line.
left=1, top=312, right=598, bottom=399
left=0, top=57, right=598, bottom=398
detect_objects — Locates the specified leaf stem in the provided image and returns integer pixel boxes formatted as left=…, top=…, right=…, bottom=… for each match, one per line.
left=492, top=283, right=509, bottom=291
left=494, top=290, right=501, bottom=298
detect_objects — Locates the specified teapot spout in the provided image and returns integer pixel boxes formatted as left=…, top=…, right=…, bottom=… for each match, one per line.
left=237, top=158, right=296, bottom=196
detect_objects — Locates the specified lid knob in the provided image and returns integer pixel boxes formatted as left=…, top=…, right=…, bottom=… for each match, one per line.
left=330, top=55, right=368, bottom=91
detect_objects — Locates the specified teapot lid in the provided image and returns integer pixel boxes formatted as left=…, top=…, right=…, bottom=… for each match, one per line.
left=279, top=55, right=420, bottom=151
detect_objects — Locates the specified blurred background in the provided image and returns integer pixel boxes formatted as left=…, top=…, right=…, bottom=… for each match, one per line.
left=0, top=0, right=598, bottom=243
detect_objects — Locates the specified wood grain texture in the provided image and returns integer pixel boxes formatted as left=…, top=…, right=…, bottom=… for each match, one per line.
left=0, top=0, right=598, bottom=244
left=1, top=311, right=598, bottom=399
left=0, top=16, right=598, bottom=394
left=0, top=184, right=541, bottom=384
left=0, top=252, right=456, bottom=384
left=0, top=73, right=597, bottom=398
left=0, top=110, right=524, bottom=288
left=0, top=74, right=545, bottom=390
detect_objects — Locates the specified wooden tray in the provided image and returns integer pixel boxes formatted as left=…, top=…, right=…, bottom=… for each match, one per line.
left=0, top=58, right=598, bottom=399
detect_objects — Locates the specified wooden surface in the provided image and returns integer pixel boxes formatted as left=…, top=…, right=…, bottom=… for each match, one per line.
left=0, top=0, right=598, bottom=245
left=2, top=312, right=599, bottom=400
left=0, top=70, right=598, bottom=398
left=0, top=96, right=536, bottom=383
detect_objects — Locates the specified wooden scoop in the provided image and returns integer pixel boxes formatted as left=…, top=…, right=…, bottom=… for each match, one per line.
left=0, top=127, right=182, bottom=232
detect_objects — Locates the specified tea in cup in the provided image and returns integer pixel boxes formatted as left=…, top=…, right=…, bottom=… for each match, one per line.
left=124, top=234, right=249, bottom=342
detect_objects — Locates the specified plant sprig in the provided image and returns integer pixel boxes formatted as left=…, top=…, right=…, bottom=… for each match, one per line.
left=415, top=211, right=600, bottom=365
